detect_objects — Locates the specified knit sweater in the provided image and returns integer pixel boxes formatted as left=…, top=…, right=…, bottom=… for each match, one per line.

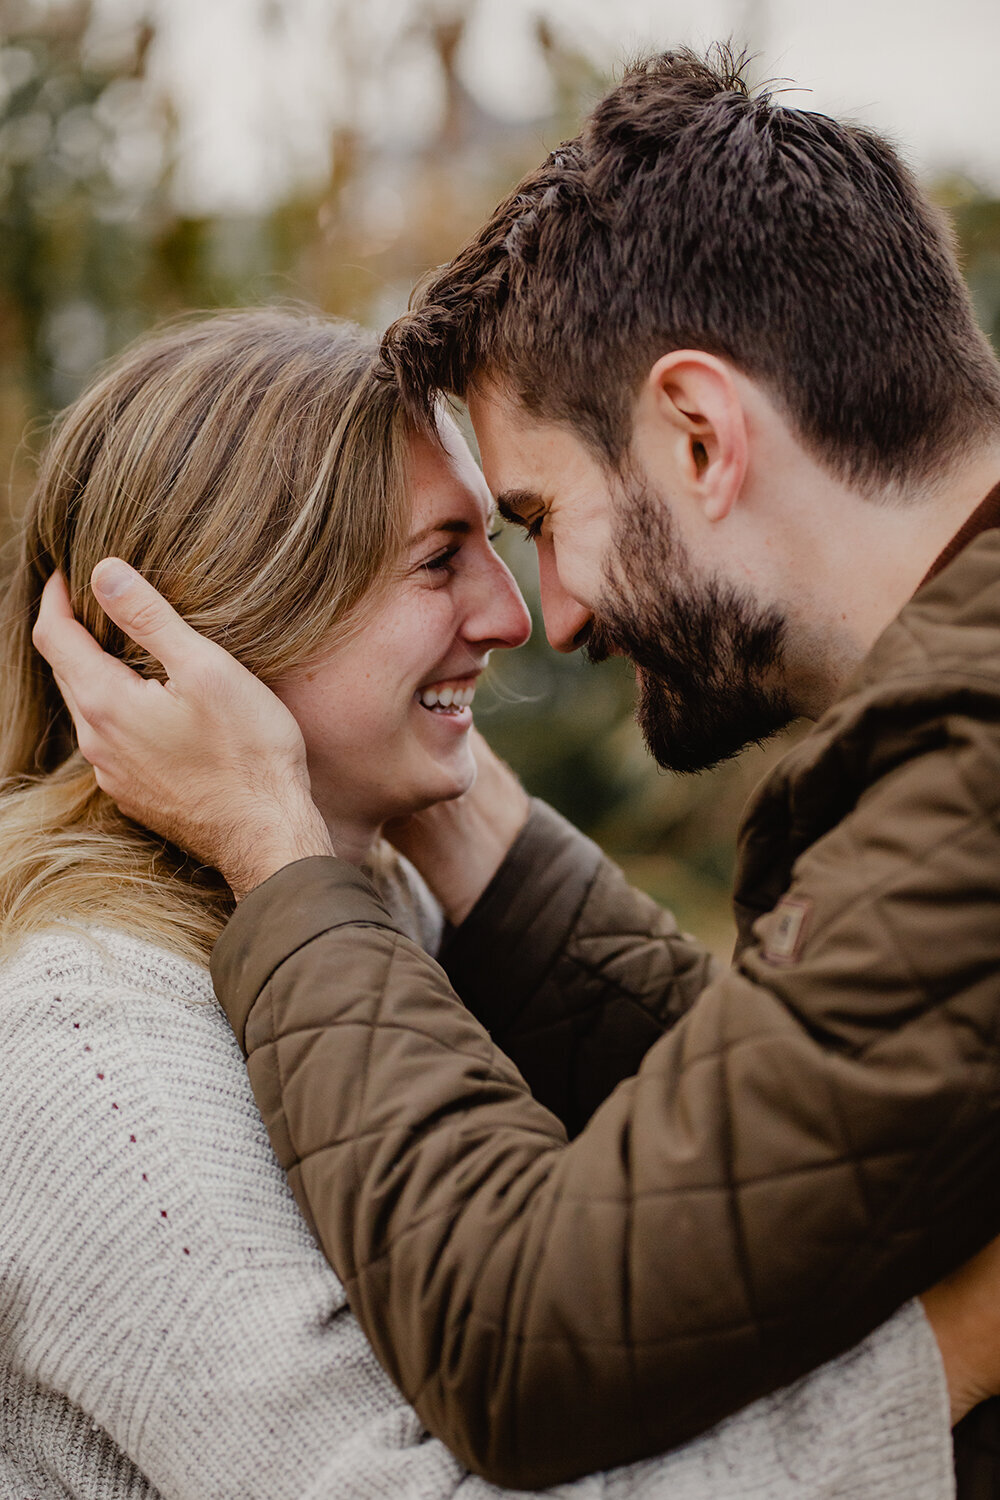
left=0, top=926, right=954, bottom=1500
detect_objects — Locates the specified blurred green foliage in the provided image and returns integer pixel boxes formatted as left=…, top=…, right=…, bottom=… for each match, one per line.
left=2, top=0, right=998, bottom=958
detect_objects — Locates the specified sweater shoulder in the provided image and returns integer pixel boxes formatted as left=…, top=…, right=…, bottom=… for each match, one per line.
left=0, top=923, right=323, bottom=1265
left=0, top=924, right=212, bottom=1013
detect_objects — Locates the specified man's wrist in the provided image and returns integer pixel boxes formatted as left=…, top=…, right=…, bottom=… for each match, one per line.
left=920, top=1231, right=1000, bottom=1425
left=921, top=1288, right=983, bottom=1426
left=224, top=801, right=335, bottom=902
left=384, top=732, right=531, bottom=924
left=424, top=784, right=530, bottom=925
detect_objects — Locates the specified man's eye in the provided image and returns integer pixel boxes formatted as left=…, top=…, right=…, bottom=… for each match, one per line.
left=488, top=527, right=502, bottom=543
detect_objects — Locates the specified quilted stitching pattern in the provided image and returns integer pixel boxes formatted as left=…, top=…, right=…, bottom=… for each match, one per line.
left=212, top=532, right=1000, bottom=1490
left=440, top=801, right=720, bottom=1138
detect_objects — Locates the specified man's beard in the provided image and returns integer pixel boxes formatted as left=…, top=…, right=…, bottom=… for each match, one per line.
left=587, top=477, right=794, bottom=773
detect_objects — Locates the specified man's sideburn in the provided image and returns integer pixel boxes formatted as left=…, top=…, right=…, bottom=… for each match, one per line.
left=587, top=475, right=794, bottom=773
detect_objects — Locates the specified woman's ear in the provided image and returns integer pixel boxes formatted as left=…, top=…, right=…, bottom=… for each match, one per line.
left=637, top=351, right=749, bottom=523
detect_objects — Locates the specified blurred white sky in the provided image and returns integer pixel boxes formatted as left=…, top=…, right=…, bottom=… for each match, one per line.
left=112, top=0, right=1000, bottom=211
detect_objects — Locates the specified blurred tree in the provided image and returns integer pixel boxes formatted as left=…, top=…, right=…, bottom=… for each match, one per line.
left=1, top=0, right=998, bottom=957
left=938, top=176, right=1000, bottom=353
left=0, top=0, right=168, bottom=413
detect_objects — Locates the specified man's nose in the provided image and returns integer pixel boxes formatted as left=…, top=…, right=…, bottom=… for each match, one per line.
left=537, top=543, right=592, bottom=653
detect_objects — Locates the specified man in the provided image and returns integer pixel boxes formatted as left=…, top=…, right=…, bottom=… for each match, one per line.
left=33, top=46, right=1000, bottom=1496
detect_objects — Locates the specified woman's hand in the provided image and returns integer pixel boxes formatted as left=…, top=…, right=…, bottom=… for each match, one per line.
left=385, top=730, right=530, bottom=924
left=922, top=1231, right=1000, bottom=1424
left=33, top=560, right=333, bottom=899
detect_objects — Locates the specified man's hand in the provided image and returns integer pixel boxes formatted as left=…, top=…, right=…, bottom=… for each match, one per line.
left=385, top=729, right=530, bottom=924
left=922, top=1232, right=1000, bottom=1424
left=33, top=560, right=333, bottom=900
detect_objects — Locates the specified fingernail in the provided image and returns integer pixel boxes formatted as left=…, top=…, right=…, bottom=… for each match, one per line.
left=92, top=558, right=135, bottom=600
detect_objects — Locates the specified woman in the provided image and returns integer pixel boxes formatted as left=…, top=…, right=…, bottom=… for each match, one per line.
left=0, top=309, right=952, bottom=1497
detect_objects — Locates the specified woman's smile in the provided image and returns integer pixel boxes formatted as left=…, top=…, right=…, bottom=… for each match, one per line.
left=273, top=421, right=530, bottom=851
left=417, top=672, right=478, bottom=714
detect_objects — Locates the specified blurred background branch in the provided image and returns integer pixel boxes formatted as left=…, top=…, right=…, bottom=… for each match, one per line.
left=2, top=0, right=998, bottom=956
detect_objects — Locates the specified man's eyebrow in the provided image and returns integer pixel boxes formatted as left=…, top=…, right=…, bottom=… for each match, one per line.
left=406, top=519, right=471, bottom=547
left=496, top=489, right=546, bottom=524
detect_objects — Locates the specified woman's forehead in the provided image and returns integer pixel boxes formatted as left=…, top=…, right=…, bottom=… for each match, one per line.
left=407, top=423, right=492, bottom=536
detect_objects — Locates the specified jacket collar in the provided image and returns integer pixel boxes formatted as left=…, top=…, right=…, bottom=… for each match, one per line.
left=919, top=476, right=1000, bottom=590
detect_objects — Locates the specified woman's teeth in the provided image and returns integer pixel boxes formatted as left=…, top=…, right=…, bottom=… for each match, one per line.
left=419, top=682, right=475, bottom=712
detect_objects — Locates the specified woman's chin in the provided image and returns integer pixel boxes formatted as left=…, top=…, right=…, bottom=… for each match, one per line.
left=405, top=747, right=477, bottom=814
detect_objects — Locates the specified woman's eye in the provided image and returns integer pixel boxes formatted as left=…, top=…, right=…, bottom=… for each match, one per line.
left=423, top=545, right=460, bottom=577
left=524, top=516, right=544, bottom=542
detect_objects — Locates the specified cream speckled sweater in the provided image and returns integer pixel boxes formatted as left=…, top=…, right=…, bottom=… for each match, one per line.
left=0, top=927, right=954, bottom=1499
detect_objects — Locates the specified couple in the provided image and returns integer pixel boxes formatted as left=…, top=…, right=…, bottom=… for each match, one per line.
left=8, top=45, right=1000, bottom=1500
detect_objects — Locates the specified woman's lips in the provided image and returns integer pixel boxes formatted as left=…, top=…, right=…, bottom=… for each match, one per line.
left=417, top=674, right=477, bottom=712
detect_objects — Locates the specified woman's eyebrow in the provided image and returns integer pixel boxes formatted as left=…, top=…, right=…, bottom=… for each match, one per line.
left=407, top=519, right=471, bottom=547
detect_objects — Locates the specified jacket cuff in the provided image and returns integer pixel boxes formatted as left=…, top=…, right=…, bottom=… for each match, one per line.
left=439, top=799, right=604, bottom=1037
left=210, top=856, right=397, bottom=1051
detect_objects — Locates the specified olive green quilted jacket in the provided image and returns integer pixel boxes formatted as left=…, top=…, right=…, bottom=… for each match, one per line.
left=212, top=530, right=1000, bottom=1493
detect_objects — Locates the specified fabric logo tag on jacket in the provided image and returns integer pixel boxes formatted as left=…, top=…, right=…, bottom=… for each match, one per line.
left=763, top=896, right=812, bottom=964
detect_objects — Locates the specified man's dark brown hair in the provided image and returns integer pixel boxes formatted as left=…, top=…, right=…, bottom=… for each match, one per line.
left=382, top=45, right=1000, bottom=491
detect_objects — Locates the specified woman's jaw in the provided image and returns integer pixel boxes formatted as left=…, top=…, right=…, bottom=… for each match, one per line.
left=311, top=677, right=482, bottom=868
left=286, top=655, right=489, bottom=869
left=275, top=419, right=531, bottom=868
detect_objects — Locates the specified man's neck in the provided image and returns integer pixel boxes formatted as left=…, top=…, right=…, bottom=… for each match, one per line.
left=789, top=440, right=1000, bottom=717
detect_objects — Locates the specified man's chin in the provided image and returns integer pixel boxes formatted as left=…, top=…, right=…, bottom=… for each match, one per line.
left=635, top=672, right=793, bottom=775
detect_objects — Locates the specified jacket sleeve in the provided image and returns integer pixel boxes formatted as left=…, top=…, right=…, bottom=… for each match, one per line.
left=438, top=800, right=720, bottom=1135
left=211, top=729, right=1000, bottom=1491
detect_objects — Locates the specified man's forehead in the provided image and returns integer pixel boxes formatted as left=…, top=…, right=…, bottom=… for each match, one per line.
left=467, top=382, right=532, bottom=449
left=467, top=384, right=580, bottom=488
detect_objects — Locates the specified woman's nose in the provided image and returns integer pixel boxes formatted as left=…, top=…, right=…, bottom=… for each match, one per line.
left=465, top=552, right=532, bottom=651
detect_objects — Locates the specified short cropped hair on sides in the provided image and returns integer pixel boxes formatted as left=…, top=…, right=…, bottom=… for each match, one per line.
left=382, top=45, right=1000, bottom=494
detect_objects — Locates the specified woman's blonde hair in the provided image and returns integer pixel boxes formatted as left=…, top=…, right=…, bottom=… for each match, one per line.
left=0, top=308, right=413, bottom=963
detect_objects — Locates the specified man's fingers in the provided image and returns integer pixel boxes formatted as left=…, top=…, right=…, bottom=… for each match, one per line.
left=49, top=667, right=104, bottom=771
left=50, top=666, right=83, bottom=728
left=90, top=558, right=211, bottom=681
left=34, top=571, right=125, bottom=686
left=35, top=569, right=170, bottom=743
left=35, top=567, right=74, bottom=623
left=32, top=570, right=80, bottom=670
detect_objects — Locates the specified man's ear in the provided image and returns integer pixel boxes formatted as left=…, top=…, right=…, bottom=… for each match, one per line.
left=637, top=351, right=749, bottom=523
